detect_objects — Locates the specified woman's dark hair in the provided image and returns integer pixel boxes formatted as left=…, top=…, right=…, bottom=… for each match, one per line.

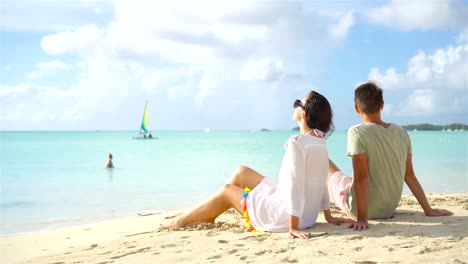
left=303, top=91, right=334, bottom=137
left=354, top=81, right=383, bottom=114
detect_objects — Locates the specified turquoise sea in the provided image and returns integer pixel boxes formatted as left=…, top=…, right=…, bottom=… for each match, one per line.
left=1, top=130, right=467, bottom=235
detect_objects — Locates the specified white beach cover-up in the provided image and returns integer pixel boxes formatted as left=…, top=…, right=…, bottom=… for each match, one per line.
left=246, top=134, right=330, bottom=232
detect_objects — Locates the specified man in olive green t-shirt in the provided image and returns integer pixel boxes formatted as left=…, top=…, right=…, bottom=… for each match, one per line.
left=327, top=81, right=452, bottom=231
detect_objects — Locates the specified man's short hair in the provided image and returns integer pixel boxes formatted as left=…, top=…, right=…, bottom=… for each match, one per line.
left=354, top=81, right=383, bottom=114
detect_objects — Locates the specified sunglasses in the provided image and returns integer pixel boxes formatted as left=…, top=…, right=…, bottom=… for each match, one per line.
left=293, top=99, right=305, bottom=109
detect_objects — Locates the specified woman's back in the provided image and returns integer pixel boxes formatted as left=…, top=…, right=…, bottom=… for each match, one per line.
left=248, top=134, right=330, bottom=232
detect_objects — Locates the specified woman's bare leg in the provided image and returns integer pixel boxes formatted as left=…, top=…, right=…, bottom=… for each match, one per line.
left=327, top=159, right=341, bottom=184
left=159, top=166, right=265, bottom=230
left=159, top=184, right=244, bottom=229
left=228, top=166, right=266, bottom=190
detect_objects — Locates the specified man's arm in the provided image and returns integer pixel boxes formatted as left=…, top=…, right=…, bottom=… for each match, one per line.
left=350, top=153, right=369, bottom=230
left=404, top=154, right=453, bottom=216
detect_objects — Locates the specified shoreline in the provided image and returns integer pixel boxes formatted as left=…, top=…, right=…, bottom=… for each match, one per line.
left=1, top=209, right=169, bottom=237
left=2, top=194, right=467, bottom=264
left=1, top=214, right=138, bottom=237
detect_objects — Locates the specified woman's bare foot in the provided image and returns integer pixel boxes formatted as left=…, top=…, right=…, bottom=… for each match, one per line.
left=185, top=220, right=214, bottom=227
left=158, top=220, right=180, bottom=231
left=158, top=219, right=216, bottom=231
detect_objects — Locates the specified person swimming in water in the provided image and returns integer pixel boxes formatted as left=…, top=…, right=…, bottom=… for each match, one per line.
left=106, top=153, right=114, bottom=169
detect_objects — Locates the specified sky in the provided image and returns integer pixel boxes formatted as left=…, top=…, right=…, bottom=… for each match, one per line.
left=1, top=0, right=467, bottom=131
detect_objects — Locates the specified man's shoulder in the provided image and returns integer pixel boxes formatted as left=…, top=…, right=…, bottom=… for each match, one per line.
left=349, top=123, right=363, bottom=130
left=349, top=123, right=406, bottom=133
left=389, top=123, right=401, bottom=127
left=348, top=123, right=365, bottom=131
left=347, top=123, right=372, bottom=135
left=389, top=123, right=406, bottom=132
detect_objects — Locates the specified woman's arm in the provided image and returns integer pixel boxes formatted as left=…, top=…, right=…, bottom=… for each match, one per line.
left=287, top=140, right=306, bottom=217
left=285, top=139, right=310, bottom=239
left=289, top=215, right=310, bottom=239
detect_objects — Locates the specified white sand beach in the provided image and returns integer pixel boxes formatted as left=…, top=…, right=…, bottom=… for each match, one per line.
left=2, top=194, right=467, bottom=264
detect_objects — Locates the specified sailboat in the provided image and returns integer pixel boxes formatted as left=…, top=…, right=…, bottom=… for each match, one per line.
left=133, top=101, right=157, bottom=140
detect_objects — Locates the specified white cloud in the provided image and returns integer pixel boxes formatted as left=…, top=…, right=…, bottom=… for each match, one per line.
left=329, top=11, right=355, bottom=41
left=103, top=1, right=276, bottom=64
left=62, top=98, right=92, bottom=121
left=27, top=72, right=44, bottom=80
left=239, top=57, right=285, bottom=82
left=41, top=24, right=104, bottom=55
left=407, top=52, right=431, bottom=82
left=381, top=103, right=394, bottom=116
left=93, top=7, right=102, bottom=14
left=368, top=68, right=403, bottom=89
left=368, top=44, right=468, bottom=116
left=2, top=1, right=358, bottom=130
left=196, top=70, right=218, bottom=105
left=101, top=1, right=353, bottom=64
left=399, top=89, right=466, bottom=116
left=369, top=44, right=468, bottom=90
left=1, top=48, right=133, bottom=126
left=457, top=28, right=468, bottom=43
left=27, top=60, right=73, bottom=79
left=37, top=60, right=72, bottom=71
left=0, top=83, right=33, bottom=97
left=401, top=90, right=435, bottom=115
left=168, top=85, right=191, bottom=98
left=141, top=70, right=163, bottom=93
left=366, top=0, right=468, bottom=31
left=0, top=82, right=73, bottom=122
left=0, top=110, right=21, bottom=122
left=141, top=67, right=200, bottom=95
left=0, top=0, right=112, bottom=32
left=37, top=1, right=353, bottom=66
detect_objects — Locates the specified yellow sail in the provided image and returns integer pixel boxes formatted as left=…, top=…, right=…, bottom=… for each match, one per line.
left=140, top=101, right=149, bottom=133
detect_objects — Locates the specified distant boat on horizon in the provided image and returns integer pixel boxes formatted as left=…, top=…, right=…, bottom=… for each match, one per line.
left=133, top=101, right=157, bottom=140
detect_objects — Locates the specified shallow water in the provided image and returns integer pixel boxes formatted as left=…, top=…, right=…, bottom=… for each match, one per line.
left=1, top=130, right=467, bottom=234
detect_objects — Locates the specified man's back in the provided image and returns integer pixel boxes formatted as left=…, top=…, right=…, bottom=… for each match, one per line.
left=347, top=123, right=411, bottom=219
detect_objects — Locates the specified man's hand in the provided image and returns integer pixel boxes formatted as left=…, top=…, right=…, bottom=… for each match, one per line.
left=404, top=155, right=453, bottom=218
left=289, top=228, right=310, bottom=239
left=425, top=208, right=453, bottom=216
left=348, top=220, right=369, bottom=231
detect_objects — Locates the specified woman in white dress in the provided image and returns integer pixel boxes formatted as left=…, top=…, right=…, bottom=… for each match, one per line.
left=160, top=91, right=352, bottom=239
